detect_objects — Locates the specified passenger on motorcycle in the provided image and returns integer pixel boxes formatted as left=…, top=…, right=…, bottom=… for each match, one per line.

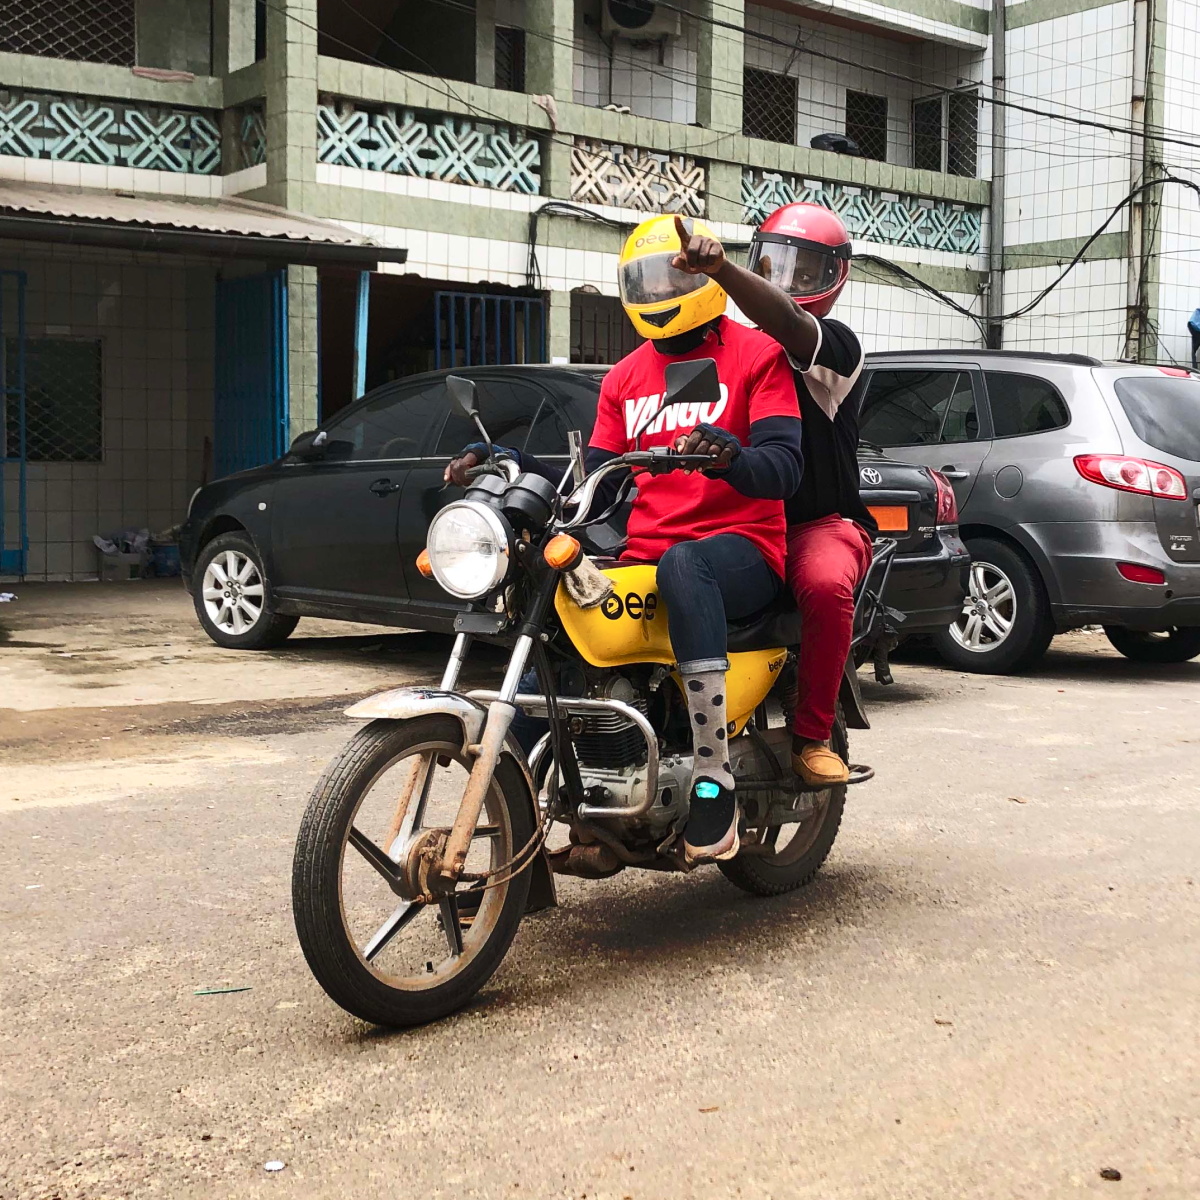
left=445, top=213, right=802, bottom=864
left=667, top=205, right=876, bottom=787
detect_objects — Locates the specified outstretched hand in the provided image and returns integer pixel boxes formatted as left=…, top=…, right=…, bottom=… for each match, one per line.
left=671, top=215, right=726, bottom=276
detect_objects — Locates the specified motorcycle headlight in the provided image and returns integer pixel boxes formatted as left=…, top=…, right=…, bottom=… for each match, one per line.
left=426, top=501, right=511, bottom=600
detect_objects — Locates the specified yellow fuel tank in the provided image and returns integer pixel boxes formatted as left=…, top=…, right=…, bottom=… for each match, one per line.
left=554, top=564, right=787, bottom=735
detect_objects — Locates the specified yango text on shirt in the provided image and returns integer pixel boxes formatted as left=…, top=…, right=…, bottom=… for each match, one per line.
left=624, top=384, right=730, bottom=441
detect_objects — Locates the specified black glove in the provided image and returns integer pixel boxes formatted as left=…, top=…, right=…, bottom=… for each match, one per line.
left=676, top=423, right=741, bottom=473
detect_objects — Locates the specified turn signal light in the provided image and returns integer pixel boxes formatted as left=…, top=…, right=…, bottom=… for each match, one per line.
left=416, top=548, right=433, bottom=578
left=1074, top=454, right=1187, bottom=500
left=1117, top=562, right=1166, bottom=585
left=544, top=534, right=583, bottom=571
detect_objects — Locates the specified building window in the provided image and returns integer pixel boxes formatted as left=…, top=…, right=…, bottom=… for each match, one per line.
left=947, top=89, right=978, bottom=177
left=913, top=96, right=942, bottom=172
left=494, top=26, right=526, bottom=92
left=743, top=68, right=797, bottom=144
left=0, top=0, right=135, bottom=67
left=4, top=337, right=103, bottom=463
left=845, top=90, right=887, bottom=162
left=911, top=90, right=978, bottom=177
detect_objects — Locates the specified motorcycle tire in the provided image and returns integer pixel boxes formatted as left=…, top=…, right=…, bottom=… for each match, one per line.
left=718, top=711, right=848, bottom=897
left=292, top=715, right=535, bottom=1027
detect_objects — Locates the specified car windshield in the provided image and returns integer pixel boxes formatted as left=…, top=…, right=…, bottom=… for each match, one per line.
left=1115, top=375, right=1200, bottom=462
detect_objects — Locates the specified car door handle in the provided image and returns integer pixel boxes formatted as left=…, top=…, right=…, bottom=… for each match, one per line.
left=369, top=478, right=401, bottom=496
left=939, top=466, right=970, bottom=480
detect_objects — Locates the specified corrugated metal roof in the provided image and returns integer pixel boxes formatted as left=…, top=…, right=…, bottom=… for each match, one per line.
left=0, top=180, right=407, bottom=266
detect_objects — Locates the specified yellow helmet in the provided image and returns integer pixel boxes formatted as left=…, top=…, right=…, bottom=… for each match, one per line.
left=618, top=214, right=727, bottom=340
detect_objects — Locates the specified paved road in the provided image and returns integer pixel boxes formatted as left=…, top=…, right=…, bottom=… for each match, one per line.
left=4, top=610, right=1200, bottom=1198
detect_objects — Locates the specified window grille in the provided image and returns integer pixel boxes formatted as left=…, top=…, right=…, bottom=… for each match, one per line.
left=4, top=337, right=102, bottom=464
left=845, top=90, right=887, bottom=162
left=0, top=0, right=135, bottom=67
left=743, top=67, right=797, bottom=145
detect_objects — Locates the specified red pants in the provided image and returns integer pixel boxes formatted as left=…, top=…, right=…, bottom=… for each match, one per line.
left=786, top=515, right=874, bottom=742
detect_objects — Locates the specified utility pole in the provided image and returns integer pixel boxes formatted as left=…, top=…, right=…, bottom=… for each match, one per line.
left=986, top=0, right=1005, bottom=350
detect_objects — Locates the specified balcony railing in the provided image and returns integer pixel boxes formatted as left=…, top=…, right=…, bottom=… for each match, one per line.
left=571, top=138, right=705, bottom=216
left=317, top=97, right=542, bottom=195
left=743, top=169, right=983, bottom=255
left=0, top=87, right=221, bottom=174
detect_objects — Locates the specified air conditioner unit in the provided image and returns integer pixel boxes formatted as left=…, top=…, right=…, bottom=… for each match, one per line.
left=602, top=0, right=681, bottom=40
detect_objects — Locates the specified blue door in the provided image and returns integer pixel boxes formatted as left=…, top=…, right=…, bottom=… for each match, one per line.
left=0, top=270, right=26, bottom=576
left=214, top=270, right=289, bottom=478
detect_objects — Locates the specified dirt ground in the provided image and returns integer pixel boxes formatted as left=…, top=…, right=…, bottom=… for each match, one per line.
left=4, top=583, right=1200, bottom=1199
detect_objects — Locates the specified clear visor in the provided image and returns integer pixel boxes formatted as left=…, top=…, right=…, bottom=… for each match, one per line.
left=747, top=242, right=843, bottom=299
left=619, top=252, right=711, bottom=306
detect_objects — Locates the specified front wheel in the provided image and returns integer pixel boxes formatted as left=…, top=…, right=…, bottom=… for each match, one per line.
left=719, top=715, right=847, bottom=897
left=192, top=532, right=298, bottom=650
left=292, top=715, right=534, bottom=1027
left=1104, top=625, right=1200, bottom=664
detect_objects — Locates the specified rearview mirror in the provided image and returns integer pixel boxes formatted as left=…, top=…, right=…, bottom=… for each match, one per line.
left=446, top=375, right=479, bottom=419
left=663, top=358, right=720, bottom=408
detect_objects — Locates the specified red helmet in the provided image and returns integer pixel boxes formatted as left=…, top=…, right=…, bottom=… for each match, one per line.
left=747, top=202, right=852, bottom=317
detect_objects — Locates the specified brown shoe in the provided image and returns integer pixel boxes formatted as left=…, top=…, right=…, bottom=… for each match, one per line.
left=792, top=739, right=850, bottom=787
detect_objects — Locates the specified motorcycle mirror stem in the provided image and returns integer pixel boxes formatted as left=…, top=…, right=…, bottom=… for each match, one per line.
left=447, top=374, right=496, bottom=462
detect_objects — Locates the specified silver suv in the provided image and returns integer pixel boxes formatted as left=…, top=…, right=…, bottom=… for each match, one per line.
left=860, top=350, right=1200, bottom=672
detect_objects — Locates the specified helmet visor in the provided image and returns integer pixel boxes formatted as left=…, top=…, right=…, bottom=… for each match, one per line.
left=747, top=242, right=843, bottom=300
left=619, top=252, right=711, bottom=306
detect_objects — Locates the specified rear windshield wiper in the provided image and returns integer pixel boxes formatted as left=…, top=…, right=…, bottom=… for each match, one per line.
left=858, top=438, right=884, bottom=454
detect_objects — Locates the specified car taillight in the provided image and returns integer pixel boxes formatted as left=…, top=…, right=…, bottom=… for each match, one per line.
left=1117, top=562, right=1166, bottom=584
left=1073, top=454, right=1187, bottom=500
left=1157, top=367, right=1191, bottom=377
left=930, top=469, right=959, bottom=525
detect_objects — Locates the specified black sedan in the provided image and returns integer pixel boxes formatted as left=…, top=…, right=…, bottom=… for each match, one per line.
left=179, top=364, right=968, bottom=650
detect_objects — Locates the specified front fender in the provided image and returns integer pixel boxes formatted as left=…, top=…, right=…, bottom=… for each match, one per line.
left=343, top=687, right=557, bottom=913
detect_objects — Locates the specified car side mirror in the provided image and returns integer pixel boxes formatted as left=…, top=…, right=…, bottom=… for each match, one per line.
left=288, top=429, right=327, bottom=460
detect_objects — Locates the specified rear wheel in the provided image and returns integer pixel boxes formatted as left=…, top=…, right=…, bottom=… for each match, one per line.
left=292, top=716, right=534, bottom=1027
left=933, top=537, right=1053, bottom=674
left=1103, top=625, right=1200, bottom=664
left=719, top=715, right=847, bottom=897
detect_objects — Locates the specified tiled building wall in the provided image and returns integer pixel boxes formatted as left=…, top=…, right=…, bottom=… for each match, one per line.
left=1002, top=4, right=1134, bottom=248
left=135, top=0, right=213, bottom=75
left=744, top=4, right=987, bottom=171
left=0, top=246, right=215, bottom=582
left=1001, top=2, right=1135, bottom=355
left=1152, top=0, right=1200, bottom=367
left=572, top=0, right=701, bottom=122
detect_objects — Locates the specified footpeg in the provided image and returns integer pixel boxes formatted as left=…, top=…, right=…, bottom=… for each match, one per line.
left=794, top=763, right=874, bottom=792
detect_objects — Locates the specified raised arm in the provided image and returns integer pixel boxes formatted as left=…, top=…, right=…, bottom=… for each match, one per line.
left=671, top=215, right=821, bottom=368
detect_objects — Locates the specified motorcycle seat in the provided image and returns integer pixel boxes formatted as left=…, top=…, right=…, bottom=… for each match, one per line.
left=726, top=593, right=803, bottom=652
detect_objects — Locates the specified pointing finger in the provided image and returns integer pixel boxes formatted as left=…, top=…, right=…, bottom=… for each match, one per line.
left=674, top=214, right=690, bottom=251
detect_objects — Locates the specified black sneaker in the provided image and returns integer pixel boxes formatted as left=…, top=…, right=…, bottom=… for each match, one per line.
left=683, top=779, right=740, bottom=864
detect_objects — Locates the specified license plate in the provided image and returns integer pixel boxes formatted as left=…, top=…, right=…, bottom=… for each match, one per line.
left=869, top=505, right=908, bottom=532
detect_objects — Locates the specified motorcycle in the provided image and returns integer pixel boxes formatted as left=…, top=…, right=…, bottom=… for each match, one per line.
left=292, top=360, right=896, bottom=1027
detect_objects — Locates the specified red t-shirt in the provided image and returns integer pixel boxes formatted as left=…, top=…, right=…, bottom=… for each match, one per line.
left=590, top=317, right=800, bottom=578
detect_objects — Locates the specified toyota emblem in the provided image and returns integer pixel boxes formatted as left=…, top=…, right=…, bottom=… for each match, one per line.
left=860, top=466, right=882, bottom=485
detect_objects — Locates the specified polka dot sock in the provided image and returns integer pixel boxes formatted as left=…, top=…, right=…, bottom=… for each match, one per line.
left=681, top=669, right=735, bottom=794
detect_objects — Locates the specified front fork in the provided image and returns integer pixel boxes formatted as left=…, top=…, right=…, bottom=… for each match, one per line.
left=434, top=564, right=560, bottom=888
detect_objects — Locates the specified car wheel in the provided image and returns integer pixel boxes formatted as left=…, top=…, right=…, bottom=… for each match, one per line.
left=192, top=532, right=298, bottom=651
left=1103, top=625, right=1200, bottom=664
left=932, top=537, right=1054, bottom=674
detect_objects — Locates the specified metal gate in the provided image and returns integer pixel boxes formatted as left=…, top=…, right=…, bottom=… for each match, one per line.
left=214, top=270, right=289, bottom=478
left=434, top=291, right=545, bottom=369
left=570, top=293, right=642, bottom=364
left=0, top=270, right=26, bottom=576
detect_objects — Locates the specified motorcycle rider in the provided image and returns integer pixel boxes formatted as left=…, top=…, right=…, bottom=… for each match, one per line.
left=668, top=205, right=876, bottom=788
left=445, top=213, right=802, bottom=864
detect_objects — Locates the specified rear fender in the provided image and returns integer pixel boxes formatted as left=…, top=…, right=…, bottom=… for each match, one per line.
left=839, top=660, right=871, bottom=730
left=344, top=687, right=557, bottom=913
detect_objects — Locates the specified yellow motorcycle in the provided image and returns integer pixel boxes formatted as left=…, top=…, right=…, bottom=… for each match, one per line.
left=292, top=363, right=889, bottom=1027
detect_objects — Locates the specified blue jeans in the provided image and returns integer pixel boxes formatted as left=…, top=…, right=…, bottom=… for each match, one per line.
left=510, top=534, right=781, bottom=756
left=656, top=534, right=783, bottom=672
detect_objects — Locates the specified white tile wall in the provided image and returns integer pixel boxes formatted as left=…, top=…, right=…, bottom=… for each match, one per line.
left=1150, top=0, right=1200, bottom=366
left=744, top=4, right=986, bottom=170
left=0, top=156, right=222, bottom=199
left=0, top=246, right=215, bottom=582
left=572, top=0, right=700, bottom=123
left=1002, top=259, right=1130, bottom=360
